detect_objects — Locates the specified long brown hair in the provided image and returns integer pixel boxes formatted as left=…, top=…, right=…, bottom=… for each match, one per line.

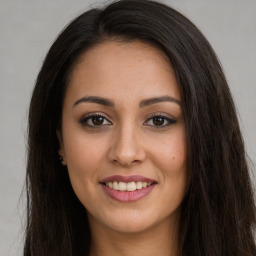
left=24, top=0, right=256, bottom=255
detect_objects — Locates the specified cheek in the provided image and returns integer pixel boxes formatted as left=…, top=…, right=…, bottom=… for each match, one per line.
left=150, top=129, right=187, bottom=202
left=62, top=132, right=108, bottom=204
left=151, top=129, right=187, bottom=176
left=63, top=129, right=108, bottom=173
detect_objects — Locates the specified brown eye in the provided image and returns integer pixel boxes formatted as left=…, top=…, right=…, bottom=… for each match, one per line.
left=80, top=114, right=112, bottom=127
left=145, top=114, right=177, bottom=128
left=92, top=116, right=104, bottom=125
left=152, top=116, right=165, bottom=126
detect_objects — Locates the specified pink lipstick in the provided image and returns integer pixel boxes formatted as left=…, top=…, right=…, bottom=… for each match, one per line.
left=100, top=175, right=157, bottom=202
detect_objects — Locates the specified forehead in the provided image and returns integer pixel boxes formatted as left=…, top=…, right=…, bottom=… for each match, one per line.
left=66, top=40, right=180, bottom=105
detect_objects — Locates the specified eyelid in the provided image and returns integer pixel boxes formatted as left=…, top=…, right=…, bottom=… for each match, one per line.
left=145, top=112, right=175, bottom=120
left=79, top=112, right=112, bottom=127
left=79, top=111, right=177, bottom=128
left=144, top=112, right=177, bottom=127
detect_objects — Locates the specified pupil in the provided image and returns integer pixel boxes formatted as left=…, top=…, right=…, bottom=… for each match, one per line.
left=153, top=116, right=164, bottom=126
left=92, top=116, right=104, bottom=125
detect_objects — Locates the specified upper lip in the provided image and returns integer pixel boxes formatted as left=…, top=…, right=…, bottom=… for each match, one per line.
left=100, top=175, right=157, bottom=183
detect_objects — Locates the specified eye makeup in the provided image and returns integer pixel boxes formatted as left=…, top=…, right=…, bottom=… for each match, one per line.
left=79, top=112, right=177, bottom=129
left=79, top=113, right=112, bottom=127
left=144, top=113, right=177, bottom=128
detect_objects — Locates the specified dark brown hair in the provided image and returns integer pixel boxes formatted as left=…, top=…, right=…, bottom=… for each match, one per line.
left=24, top=0, right=256, bottom=255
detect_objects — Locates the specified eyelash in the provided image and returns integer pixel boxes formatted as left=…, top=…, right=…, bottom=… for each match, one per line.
left=79, top=113, right=177, bottom=128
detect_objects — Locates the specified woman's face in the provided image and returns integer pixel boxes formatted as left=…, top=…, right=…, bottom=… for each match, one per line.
left=59, top=40, right=187, bottom=234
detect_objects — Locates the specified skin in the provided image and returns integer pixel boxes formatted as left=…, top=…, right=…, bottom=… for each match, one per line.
left=58, top=40, right=187, bottom=256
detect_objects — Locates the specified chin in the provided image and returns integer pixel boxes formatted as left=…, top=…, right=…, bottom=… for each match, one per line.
left=99, top=208, right=170, bottom=234
left=108, top=218, right=155, bottom=234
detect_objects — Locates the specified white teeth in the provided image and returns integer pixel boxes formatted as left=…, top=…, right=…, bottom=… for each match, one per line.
left=105, top=181, right=154, bottom=191
left=113, top=181, right=118, bottom=190
left=142, top=182, right=147, bottom=188
left=127, top=182, right=136, bottom=191
left=107, top=182, right=113, bottom=189
left=118, top=182, right=127, bottom=191
left=136, top=181, right=142, bottom=189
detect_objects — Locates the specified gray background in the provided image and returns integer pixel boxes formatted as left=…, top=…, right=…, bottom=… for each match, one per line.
left=0, top=0, right=255, bottom=255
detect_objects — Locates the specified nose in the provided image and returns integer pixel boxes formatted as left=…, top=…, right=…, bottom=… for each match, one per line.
left=107, top=124, right=146, bottom=167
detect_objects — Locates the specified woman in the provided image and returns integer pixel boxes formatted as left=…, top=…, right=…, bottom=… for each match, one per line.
left=24, top=0, right=256, bottom=255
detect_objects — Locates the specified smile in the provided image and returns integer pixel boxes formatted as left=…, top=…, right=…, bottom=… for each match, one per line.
left=100, top=175, right=157, bottom=202
left=104, top=181, right=152, bottom=191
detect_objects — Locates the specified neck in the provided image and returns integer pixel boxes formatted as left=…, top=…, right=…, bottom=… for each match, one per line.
left=88, top=215, right=180, bottom=256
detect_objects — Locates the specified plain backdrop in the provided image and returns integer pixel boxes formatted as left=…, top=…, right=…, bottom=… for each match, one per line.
left=0, top=0, right=255, bottom=255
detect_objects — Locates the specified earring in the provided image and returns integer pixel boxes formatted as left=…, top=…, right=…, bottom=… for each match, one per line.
left=58, top=155, right=67, bottom=166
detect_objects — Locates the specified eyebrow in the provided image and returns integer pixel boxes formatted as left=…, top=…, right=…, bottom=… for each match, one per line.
left=73, top=96, right=115, bottom=107
left=73, top=95, right=181, bottom=108
left=139, top=95, right=181, bottom=107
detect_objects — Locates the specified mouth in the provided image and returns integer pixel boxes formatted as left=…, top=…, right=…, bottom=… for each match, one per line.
left=100, top=175, right=157, bottom=202
left=101, top=181, right=156, bottom=192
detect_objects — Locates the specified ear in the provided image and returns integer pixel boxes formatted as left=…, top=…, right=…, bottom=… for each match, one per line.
left=56, top=130, right=67, bottom=166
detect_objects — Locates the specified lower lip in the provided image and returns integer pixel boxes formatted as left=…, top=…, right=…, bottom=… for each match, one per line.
left=101, top=183, right=156, bottom=202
